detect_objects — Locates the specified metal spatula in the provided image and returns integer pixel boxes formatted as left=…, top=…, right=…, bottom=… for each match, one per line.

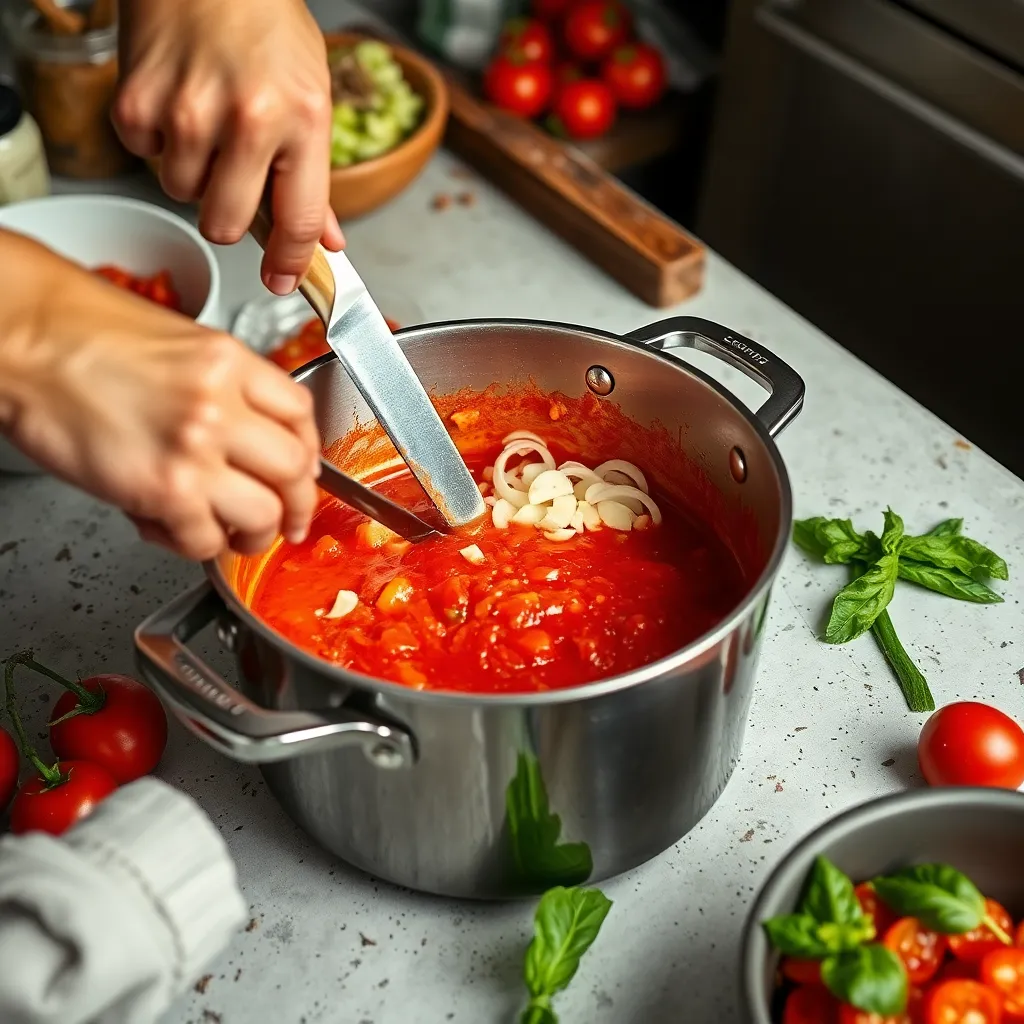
left=249, top=206, right=486, bottom=530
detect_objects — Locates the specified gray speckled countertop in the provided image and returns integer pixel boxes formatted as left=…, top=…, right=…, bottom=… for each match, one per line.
left=2, top=144, right=1024, bottom=1024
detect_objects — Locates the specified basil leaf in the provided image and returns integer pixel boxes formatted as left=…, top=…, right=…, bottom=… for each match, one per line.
left=900, top=533, right=1009, bottom=582
left=817, top=919, right=877, bottom=953
left=898, top=560, right=1003, bottom=604
left=871, top=864, right=985, bottom=934
left=822, top=944, right=908, bottom=1016
left=928, top=518, right=963, bottom=539
left=801, top=856, right=865, bottom=928
left=523, top=887, right=612, bottom=1009
left=879, top=508, right=905, bottom=555
left=521, top=1006, right=557, bottom=1024
left=825, top=554, right=898, bottom=644
left=762, top=914, right=834, bottom=959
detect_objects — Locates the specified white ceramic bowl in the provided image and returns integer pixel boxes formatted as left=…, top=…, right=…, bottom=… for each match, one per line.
left=0, top=194, right=221, bottom=473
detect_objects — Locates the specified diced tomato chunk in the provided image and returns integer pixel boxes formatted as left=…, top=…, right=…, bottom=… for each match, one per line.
left=923, top=979, right=1002, bottom=1024
left=981, top=947, right=1024, bottom=1020
left=884, top=918, right=947, bottom=985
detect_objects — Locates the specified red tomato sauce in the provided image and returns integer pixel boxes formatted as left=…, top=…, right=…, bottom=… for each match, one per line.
left=251, top=447, right=747, bottom=694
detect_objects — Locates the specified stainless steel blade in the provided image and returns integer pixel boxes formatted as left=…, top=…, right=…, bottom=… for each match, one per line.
left=321, top=249, right=486, bottom=528
left=317, top=459, right=438, bottom=543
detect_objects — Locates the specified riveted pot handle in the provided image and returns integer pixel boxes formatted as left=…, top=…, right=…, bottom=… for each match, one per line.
left=626, top=316, right=805, bottom=437
left=134, top=583, right=415, bottom=768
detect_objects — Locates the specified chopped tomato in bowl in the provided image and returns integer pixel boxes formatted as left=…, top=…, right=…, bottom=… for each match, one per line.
left=93, top=264, right=181, bottom=311
left=265, top=315, right=400, bottom=373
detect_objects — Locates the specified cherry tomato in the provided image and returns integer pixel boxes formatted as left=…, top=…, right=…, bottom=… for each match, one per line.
left=784, top=985, right=838, bottom=1024
left=49, top=675, right=168, bottom=785
left=981, top=947, right=1024, bottom=1020
left=782, top=957, right=824, bottom=986
left=838, top=997, right=919, bottom=1024
left=532, top=0, right=574, bottom=22
left=923, top=979, right=1002, bottom=1024
left=857, top=883, right=900, bottom=939
left=550, top=78, right=616, bottom=139
left=484, top=55, right=554, bottom=118
left=499, top=17, right=555, bottom=63
left=884, top=918, right=947, bottom=985
left=918, top=702, right=1024, bottom=789
left=601, top=42, right=667, bottom=109
left=563, top=0, right=632, bottom=61
left=0, top=726, right=17, bottom=813
left=10, top=761, right=118, bottom=836
left=949, top=899, right=1014, bottom=962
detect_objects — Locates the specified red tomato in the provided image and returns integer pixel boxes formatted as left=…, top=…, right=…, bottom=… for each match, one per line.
left=0, top=726, right=17, bottom=813
left=884, top=918, right=947, bottom=985
left=785, top=985, right=838, bottom=1024
left=49, top=675, right=168, bottom=785
left=550, top=78, right=616, bottom=139
left=839, top=1002, right=916, bottom=1024
left=484, top=55, right=554, bottom=118
left=563, top=0, right=632, bottom=61
left=857, top=883, right=900, bottom=939
left=938, top=959, right=981, bottom=982
left=923, top=979, right=1002, bottom=1024
left=949, top=899, right=1015, bottom=962
left=499, top=18, right=555, bottom=63
left=601, top=42, right=667, bottom=109
left=10, top=761, right=118, bottom=835
left=918, top=702, right=1024, bottom=789
left=782, top=957, right=824, bottom=986
left=532, top=0, right=574, bottom=22
left=981, top=948, right=1024, bottom=1020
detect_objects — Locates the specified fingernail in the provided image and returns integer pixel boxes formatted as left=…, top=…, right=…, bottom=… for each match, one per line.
left=267, top=274, right=298, bottom=295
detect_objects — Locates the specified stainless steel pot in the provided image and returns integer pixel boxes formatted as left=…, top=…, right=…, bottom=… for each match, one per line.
left=135, top=316, right=804, bottom=899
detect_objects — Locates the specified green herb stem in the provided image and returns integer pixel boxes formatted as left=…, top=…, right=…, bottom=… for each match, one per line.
left=521, top=997, right=554, bottom=1024
left=984, top=914, right=1013, bottom=947
left=4, top=655, right=63, bottom=787
left=869, top=610, right=935, bottom=713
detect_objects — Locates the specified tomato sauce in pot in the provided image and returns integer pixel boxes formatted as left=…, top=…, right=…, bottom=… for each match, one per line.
left=250, top=441, right=748, bottom=694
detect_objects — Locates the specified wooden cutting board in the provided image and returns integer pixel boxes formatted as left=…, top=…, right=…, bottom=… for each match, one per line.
left=443, top=78, right=705, bottom=308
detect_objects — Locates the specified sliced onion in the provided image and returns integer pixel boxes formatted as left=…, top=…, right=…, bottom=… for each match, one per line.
left=325, top=590, right=359, bottom=619
left=595, top=459, right=649, bottom=493
left=596, top=500, right=635, bottom=531
left=577, top=500, right=601, bottom=531
left=520, top=462, right=546, bottom=488
left=543, top=528, right=577, bottom=542
left=528, top=469, right=574, bottom=505
left=585, top=483, right=662, bottom=524
left=491, top=498, right=516, bottom=528
left=503, top=430, right=547, bottom=447
left=460, top=544, right=486, bottom=565
left=493, top=442, right=553, bottom=508
left=540, top=494, right=577, bottom=530
left=511, top=503, right=547, bottom=526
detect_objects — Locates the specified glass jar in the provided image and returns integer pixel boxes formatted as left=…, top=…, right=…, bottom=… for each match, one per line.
left=0, top=83, right=50, bottom=204
left=1, top=0, right=133, bottom=178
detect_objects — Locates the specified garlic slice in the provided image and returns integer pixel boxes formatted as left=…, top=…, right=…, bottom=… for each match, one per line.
left=596, top=500, right=635, bottom=531
left=520, top=462, right=546, bottom=488
left=543, top=528, right=577, bottom=542
left=585, top=483, right=663, bottom=524
left=577, top=500, right=601, bottom=531
left=325, top=589, right=359, bottom=619
left=570, top=507, right=584, bottom=533
left=528, top=469, right=574, bottom=505
left=511, top=503, right=548, bottom=526
left=540, top=493, right=577, bottom=530
left=634, top=514, right=652, bottom=531
left=491, top=498, right=517, bottom=529
left=595, top=459, right=649, bottom=493
left=460, top=544, right=486, bottom=565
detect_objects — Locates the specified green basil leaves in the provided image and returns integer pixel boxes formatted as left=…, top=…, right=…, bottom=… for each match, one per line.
left=871, top=864, right=985, bottom=934
left=821, top=944, right=908, bottom=1017
left=793, top=510, right=1008, bottom=711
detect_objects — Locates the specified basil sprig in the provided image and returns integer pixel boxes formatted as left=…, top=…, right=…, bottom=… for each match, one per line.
left=872, top=864, right=1012, bottom=944
left=763, top=857, right=905, bottom=1016
left=521, top=886, right=612, bottom=1024
left=793, top=511, right=1008, bottom=711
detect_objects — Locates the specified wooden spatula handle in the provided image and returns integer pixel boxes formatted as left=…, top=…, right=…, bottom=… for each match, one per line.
left=249, top=197, right=337, bottom=328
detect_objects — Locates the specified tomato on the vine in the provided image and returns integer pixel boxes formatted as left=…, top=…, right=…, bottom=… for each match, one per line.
left=0, top=725, right=17, bottom=813
left=484, top=55, right=554, bottom=118
left=884, top=918, right=947, bottom=985
left=918, top=702, right=1024, bottom=789
left=948, top=899, right=1014, bottom=963
left=601, top=42, right=667, bottom=109
left=50, top=674, right=168, bottom=785
left=550, top=78, right=616, bottom=139
left=10, top=760, right=118, bottom=836
left=498, top=17, right=555, bottom=64
left=563, top=0, right=631, bottom=61
left=784, top=985, right=838, bottom=1024
left=923, top=979, right=1002, bottom=1024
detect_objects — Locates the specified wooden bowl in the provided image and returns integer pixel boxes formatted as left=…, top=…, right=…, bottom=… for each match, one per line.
left=147, top=32, right=448, bottom=223
left=324, top=31, right=449, bottom=222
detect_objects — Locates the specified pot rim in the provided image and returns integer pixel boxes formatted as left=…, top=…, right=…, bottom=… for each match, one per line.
left=206, top=316, right=795, bottom=707
left=740, top=787, right=1024, bottom=1023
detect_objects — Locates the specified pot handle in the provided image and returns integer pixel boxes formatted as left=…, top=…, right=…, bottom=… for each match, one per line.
left=134, top=583, right=415, bottom=768
left=625, top=316, right=805, bottom=437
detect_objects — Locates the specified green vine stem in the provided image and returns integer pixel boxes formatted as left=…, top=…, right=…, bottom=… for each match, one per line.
left=8, top=649, right=105, bottom=725
left=4, top=653, right=64, bottom=787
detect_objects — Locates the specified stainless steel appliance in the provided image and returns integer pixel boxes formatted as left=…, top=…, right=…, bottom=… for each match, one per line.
left=698, top=0, right=1024, bottom=477
left=135, top=317, right=804, bottom=899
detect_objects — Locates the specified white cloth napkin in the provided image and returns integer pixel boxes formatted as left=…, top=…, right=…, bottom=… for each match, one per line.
left=0, top=777, right=246, bottom=1024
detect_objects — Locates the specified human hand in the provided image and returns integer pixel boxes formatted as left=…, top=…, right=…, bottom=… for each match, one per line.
left=0, top=232, right=321, bottom=560
left=113, top=0, right=345, bottom=294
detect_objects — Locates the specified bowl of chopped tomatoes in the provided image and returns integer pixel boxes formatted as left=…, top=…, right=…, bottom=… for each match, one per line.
left=742, top=787, right=1024, bottom=1024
